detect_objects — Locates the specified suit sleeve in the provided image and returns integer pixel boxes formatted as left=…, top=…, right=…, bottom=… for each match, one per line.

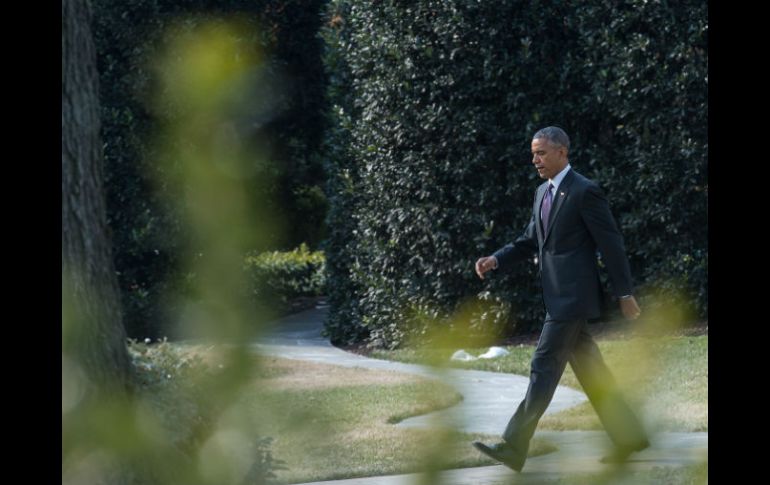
left=579, top=183, right=633, bottom=297
left=491, top=214, right=538, bottom=270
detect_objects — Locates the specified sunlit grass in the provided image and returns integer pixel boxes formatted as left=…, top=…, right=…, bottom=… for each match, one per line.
left=243, top=355, right=556, bottom=483
left=374, top=335, right=707, bottom=432
left=542, top=335, right=707, bottom=432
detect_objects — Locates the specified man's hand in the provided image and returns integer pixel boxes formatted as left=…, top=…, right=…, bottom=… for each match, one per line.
left=619, top=296, right=642, bottom=320
left=475, top=256, right=497, bottom=280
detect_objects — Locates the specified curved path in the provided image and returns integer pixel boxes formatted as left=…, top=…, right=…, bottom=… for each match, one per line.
left=253, top=304, right=708, bottom=484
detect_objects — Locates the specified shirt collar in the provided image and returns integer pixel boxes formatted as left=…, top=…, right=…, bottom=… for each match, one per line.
left=549, top=163, right=571, bottom=193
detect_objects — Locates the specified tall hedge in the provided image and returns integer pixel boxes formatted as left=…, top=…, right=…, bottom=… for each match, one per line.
left=322, top=0, right=707, bottom=349
left=320, top=3, right=370, bottom=345
left=93, top=0, right=329, bottom=339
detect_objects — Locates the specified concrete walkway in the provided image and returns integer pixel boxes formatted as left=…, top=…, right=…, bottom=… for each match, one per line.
left=253, top=304, right=708, bottom=484
left=253, top=306, right=586, bottom=435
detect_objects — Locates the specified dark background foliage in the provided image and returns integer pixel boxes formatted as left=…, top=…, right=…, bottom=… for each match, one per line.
left=93, top=0, right=330, bottom=339
left=321, top=0, right=707, bottom=349
left=91, top=0, right=706, bottom=349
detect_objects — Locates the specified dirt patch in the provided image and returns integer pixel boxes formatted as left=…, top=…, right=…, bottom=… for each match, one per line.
left=255, top=356, right=423, bottom=391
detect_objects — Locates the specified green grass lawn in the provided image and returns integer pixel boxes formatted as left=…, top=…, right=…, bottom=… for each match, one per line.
left=372, top=335, right=707, bottom=433
left=240, top=356, right=556, bottom=484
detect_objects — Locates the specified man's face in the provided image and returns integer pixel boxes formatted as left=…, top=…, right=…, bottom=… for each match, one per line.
left=531, top=137, right=568, bottom=180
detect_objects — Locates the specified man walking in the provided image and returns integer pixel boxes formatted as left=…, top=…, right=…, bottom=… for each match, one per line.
left=473, top=127, right=649, bottom=471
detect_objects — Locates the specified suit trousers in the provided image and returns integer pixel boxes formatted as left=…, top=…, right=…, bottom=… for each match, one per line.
left=501, top=315, right=648, bottom=457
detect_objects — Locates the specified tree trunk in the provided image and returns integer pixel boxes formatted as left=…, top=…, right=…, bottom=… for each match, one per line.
left=62, top=0, right=131, bottom=395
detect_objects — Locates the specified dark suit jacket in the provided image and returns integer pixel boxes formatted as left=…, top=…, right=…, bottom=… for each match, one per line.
left=492, top=168, right=633, bottom=320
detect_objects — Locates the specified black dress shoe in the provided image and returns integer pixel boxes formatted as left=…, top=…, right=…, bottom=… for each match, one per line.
left=600, top=439, right=650, bottom=464
left=472, top=441, right=525, bottom=472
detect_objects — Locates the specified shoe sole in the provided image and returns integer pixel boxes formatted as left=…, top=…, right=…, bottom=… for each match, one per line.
left=472, top=442, right=524, bottom=472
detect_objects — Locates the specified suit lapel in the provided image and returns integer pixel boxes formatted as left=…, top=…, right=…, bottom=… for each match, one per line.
left=543, top=170, right=575, bottom=245
left=535, top=182, right=547, bottom=244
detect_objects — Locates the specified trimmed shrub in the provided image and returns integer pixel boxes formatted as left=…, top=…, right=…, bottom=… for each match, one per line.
left=245, top=244, right=326, bottom=314
left=319, top=2, right=370, bottom=346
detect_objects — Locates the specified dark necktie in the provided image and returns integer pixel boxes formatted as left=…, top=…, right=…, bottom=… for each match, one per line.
left=541, top=183, right=554, bottom=233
